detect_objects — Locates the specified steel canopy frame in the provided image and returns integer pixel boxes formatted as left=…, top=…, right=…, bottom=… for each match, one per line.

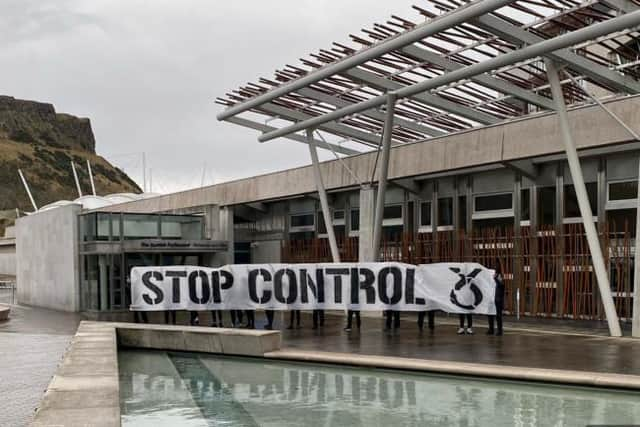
left=217, top=0, right=515, bottom=122
left=257, top=10, right=640, bottom=142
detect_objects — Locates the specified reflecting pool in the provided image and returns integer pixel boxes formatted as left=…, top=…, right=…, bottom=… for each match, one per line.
left=119, top=349, right=640, bottom=427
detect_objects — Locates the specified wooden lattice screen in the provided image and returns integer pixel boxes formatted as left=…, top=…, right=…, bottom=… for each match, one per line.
left=281, top=224, right=635, bottom=321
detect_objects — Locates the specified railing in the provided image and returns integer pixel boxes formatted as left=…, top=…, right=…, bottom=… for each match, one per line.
left=281, top=222, right=637, bottom=322
left=0, top=280, right=16, bottom=305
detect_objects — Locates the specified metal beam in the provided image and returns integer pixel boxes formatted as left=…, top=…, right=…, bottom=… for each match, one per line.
left=392, top=178, right=425, bottom=197
left=546, top=59, right=622, bottom=337
left=372, top=94, right=397, bottom=261
left=474, top=14, right=640, bottom=94
left=503, top=159, right=538, bottom=179
left=401, top=45, right=556, bottom=110
left=217, top=0, right=516, bottom=121
left=297, top=87, right=445, bottom=137
left=260, top=102, right=383, bottom=146
left=225, top=117, right=358, bottom=156
left=258, top=10, right=640, bottom=143
left=307, top=128, right=341, bottom=262
left=345, top=68, right=501, bottom=125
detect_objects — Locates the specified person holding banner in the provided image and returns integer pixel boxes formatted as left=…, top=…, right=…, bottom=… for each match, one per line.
left=417, top=310, right=435, bottom=332
left=487, top=262, right=505, bottom=336
left=344, top=310, right=360, bottom=332
left=312, top=309, right=325, bottom=330
left=385, top=310, right=400, bottom=330
left=230, top=310, right=244, bottom=328
left=287, top=310, right=301, bottom=329
left=458, top=314, right=473, bottom=335
left=265, top=310, right=275, bottom=330
left=210, top=310, right=224, bottom=328
left=245, top=310, right=255, bottom=329
left=164, top=310, right=176, bottom=325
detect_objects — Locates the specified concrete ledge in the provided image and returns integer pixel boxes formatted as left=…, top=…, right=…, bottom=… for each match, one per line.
left=0, top=304, right=9, bottom=321
left=264, top=349, right=640, bottom=391
left=114, top=323, right=281, bottom=356
left=31, top=321, right=282, bottom=426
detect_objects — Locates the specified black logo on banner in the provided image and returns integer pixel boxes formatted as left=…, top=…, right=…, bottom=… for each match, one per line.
left=449, top=267, right=483, bottom=310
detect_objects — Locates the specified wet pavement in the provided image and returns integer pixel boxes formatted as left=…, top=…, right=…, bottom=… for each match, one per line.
left=0, top=290, right=82, bottom=427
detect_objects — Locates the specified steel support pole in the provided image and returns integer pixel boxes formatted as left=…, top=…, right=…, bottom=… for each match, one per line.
left=545, top=59, right=622, bottom=337
left=307, top=128, right=341, bottom=263
left=634, top=157, right=640, bottom=337
left=372, top=94, right=397, bottom=261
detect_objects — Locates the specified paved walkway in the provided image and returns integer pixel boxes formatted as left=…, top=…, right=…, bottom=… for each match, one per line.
left=277, top=312, right=640, bottom=376
left=0, top=290, right=81, bottom=427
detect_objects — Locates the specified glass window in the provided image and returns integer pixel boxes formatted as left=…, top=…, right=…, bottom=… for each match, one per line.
left=333, top=210, right=345, bottom=220
left=350, top=209, right=360, bottom=232
left=123, top=214, right=159, bottom=239
left=438, top=198, right=453, bottom=227
left=609, top=181, right=638, bottom=201
left=160, top=215, right=203, bottom=240
left=420, top=201, right=432, bottom=228
left=290, top=214, right=314, bottom=228
left=383, top=205, right=403, bottom=220
left=564, top=183, right=597, bottom=217
left=475, top=193, right=513, bottom=212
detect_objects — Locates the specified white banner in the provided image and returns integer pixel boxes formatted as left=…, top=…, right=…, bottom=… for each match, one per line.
left=130, top=262, right=496, bottom=315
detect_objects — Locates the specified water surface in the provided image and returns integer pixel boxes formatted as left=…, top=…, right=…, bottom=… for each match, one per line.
left=119, top=349, right=640, bottom=426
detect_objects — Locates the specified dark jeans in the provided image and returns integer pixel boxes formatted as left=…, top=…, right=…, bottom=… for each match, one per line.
left=488, top=302, right=504, bottom=333
left=245, top=310, right=255, bottom=329
left=164, top=311, right=176, bottom=325
left=385, top=310, right=400, bottom=329
left=210, top=310, right=223, bottom=327
left=265, top=310, right=275, bottom=329
left=288, top=310, right=301, bottom=328
left=459, top=313, right=472, bottom=328
left=134, top=311, right=149, bottom=324
left=230, top=310, right=244, bottom=327
left=346, top=310, right=361, bottom=329
left=312, top=310, right=325, bottom=329
left=417, top=311, right=435, bottom=330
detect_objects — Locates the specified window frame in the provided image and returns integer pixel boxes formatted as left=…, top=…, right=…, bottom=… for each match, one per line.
left=289, top=212, right=316, bottom=233
left=562, top=182, right=599, bottom=224
left=472, top=192, right=514, bottom=220
left=382, top=204, right=403, bottom=227
left=318, top=209, right=346, bottom=238
left=606, top=179, right=638, bottom=211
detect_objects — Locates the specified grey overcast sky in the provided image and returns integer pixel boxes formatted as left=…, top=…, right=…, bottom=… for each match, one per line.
left=0, top=0, right=423, bottom=194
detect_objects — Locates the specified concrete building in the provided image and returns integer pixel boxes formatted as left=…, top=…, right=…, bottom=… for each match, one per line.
left=88, top=95, right=640, bottom=326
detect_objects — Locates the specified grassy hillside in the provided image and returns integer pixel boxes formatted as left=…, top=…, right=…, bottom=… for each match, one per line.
left=0, top=96, right=141, bottom=236
left=0, top=138, right=140, bottom=213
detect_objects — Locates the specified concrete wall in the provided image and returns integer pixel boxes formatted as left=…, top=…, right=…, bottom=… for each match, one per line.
left=94, top=96, right=640, bottom=213
left=0, top=244, right=16, bottom=275
left=16, top=204, right=81, bottom=312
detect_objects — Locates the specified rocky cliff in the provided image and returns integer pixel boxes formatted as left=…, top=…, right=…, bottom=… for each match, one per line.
left=0, top=96, right=141, bottom=231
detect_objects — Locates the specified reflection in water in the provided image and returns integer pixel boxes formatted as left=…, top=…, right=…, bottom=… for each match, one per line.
left=119, top=349, right=640, bottom=427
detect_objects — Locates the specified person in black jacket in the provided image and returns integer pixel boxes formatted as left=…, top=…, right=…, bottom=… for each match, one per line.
left=487, top=262, right=505, bottom=336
